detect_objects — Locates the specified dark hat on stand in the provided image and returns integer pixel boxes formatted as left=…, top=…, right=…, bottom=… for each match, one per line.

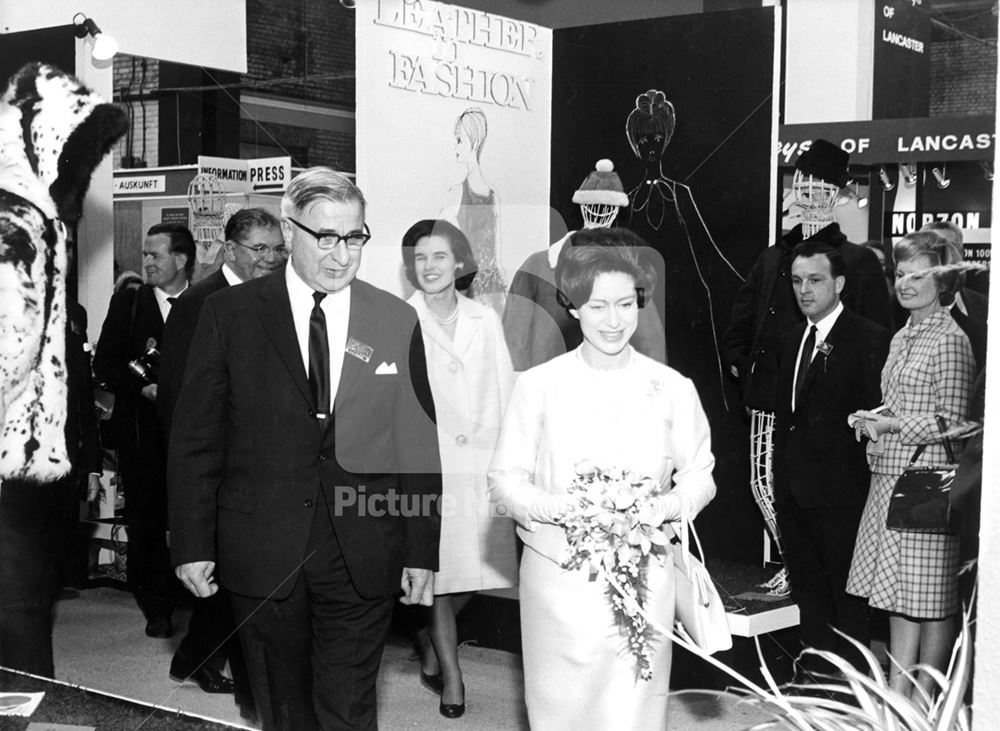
left=795, top=139, right=850, bottom=187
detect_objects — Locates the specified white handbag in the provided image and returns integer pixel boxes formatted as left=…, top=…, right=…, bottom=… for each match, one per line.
left=671, top=514, right=732, bottom=654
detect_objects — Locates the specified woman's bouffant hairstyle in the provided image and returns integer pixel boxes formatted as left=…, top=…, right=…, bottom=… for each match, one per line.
left=401, top=219, right=478, bottom=292
left=555, top=228, right=656, bottom=311
left=455, top=107, right=488, bottom=160
left=893, top=231, right=963, bottom=305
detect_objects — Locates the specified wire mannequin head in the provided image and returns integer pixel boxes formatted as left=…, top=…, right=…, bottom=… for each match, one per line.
left=625, top=90, right=676, bottom=164
left=572, top=159, right=629, bottom=229
left=791, top=140, right=851, bottom=235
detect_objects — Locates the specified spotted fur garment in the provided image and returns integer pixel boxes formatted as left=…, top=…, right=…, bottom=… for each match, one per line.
left=0, top=63, right=127, bottom=482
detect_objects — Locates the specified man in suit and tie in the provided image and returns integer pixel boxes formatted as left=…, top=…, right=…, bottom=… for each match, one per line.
left=157, top=208, right=285, bottom=701
left=94, top=223, right=194, bottom=638
left=168, top=167, right=442, bottom=731
left=773, top=241, right=891, bottom=679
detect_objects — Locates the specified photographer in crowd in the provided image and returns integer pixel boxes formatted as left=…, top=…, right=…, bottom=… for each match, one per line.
left=94, top=223, right=193, bottom=638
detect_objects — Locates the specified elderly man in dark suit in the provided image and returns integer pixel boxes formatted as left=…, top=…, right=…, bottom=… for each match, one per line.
left=157, top=208, right=285, bottom=700
left=94, top=223, right=194, bottom=638
left=772, top=241, right=890, bottom=679
left=168, top=167, right=441, bottom=731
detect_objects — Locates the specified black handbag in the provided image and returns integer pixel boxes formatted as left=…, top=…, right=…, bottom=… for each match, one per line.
left=885, top=416, right=958, bottom=535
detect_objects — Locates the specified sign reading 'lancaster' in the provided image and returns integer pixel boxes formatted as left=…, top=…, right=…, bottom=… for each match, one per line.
left=375, top=0, right=543, bottom=110
left=778, top=116, right=995, bottom=165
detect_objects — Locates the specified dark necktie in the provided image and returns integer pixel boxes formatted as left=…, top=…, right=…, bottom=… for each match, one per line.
left=794, top=325, right=817, bottom=409
left=309, top=292, right=331, bottom=415
left=166, top=297, right=177, bottom=306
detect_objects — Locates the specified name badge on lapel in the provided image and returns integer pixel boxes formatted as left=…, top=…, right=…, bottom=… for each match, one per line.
left=345, top=337, right=373, bottom=363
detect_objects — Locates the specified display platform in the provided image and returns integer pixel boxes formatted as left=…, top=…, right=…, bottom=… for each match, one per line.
left=0, top=668, right=252, bottom=730
left=710, top=559, right=800, bottom=638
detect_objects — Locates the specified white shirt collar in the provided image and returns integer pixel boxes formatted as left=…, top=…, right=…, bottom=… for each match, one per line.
left=221, top=263, right=244, bottom=287
left=951, top=290, right=968, bottom=316
left=284, top=261, right=351, bottom=411
left=153, top=283, right=187, bottom=322
left=808, top=300, right=844, bottom=344
left=547, top=231, right=575, bottom=269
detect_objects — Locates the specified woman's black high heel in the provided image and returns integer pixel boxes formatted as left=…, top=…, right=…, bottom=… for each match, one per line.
left=439, top=683, right=465, bottom=718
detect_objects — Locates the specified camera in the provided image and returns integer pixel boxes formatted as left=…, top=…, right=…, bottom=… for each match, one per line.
left=127, top=347, right=160, bottom=384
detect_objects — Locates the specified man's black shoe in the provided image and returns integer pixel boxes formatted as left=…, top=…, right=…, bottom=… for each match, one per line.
left=170, top=659, right=236, bottom=694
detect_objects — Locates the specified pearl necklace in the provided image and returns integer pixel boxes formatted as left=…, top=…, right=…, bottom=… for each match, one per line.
left=429, top=304, right=459, bottom=326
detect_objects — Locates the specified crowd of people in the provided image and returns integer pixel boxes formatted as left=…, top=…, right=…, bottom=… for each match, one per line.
left=1, top=160, right=986, bottom=731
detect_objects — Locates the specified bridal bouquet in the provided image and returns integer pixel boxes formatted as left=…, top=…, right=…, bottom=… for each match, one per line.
left=560, top=461, right=673, bottom=681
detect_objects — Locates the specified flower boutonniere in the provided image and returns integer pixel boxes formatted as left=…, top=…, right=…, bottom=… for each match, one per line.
left=817, top=340, right=833, bottom=372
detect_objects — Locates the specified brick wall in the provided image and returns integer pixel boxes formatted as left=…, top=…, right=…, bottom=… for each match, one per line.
left=238, top=119, right=356, bottom=171
left=244, top=0, right=355, bottom=106
left=112, top=55, right=160, bottom=168
left=930, top=39, right=997, bottom=116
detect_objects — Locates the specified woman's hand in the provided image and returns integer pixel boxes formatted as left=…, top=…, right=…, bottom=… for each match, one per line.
left=850, top=410, right=900, bottom=442
left=639, top=493, right=683, bottom=526
left=527, top=493, right=576, bottom=525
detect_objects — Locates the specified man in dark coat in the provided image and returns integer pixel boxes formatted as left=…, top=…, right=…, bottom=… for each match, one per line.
left=168, top=168, right=441, bottom=731
left=772, top=242, right=890, bottom=677
left=720, top=140, right=892, bottom=596
left=157, top=208, right=284, bottom=701
left=94, top=223, right=194, bottom=638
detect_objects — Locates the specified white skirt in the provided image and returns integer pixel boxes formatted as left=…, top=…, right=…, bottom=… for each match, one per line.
left=519, top=545, right=675, bottom=731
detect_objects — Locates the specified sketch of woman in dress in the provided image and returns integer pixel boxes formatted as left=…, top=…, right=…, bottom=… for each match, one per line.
left=441, top=107, right=506, bottom=315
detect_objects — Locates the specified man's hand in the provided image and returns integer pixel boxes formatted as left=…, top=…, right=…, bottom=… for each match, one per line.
left=176, top=561, right=219, bottom=598
left=399, top=567, right=434, bottom=606
left=141, top=383, right=158, bottom=401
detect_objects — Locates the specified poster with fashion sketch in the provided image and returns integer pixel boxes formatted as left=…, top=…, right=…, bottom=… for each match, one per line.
left=354, top=1, right=553, bottom=303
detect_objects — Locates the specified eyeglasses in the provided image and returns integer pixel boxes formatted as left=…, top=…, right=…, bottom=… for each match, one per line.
left=285, top=217, right=372, bottom=251
left=231, top=240, right=289, bottom=259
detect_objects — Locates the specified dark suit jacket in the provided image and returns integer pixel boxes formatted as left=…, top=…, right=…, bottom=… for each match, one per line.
left=157, top=269, right=229, bottom=439
left=66, top=300, right=102, bottom=484
left=93, top=285, right=166, bottom=456
left=167, top=272, right=442, bottom=601
left=722, top=223, right=891, bottom=412
left=773, top=308, right=890, bottom=509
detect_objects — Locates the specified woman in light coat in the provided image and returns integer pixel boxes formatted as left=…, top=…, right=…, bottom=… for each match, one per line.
left=402, top=219, right=517, bottom=718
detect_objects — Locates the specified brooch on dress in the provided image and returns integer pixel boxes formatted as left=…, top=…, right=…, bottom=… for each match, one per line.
left=647, top=378, right=663, bottom=398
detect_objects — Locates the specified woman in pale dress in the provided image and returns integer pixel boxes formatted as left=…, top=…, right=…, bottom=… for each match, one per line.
left=846, top=231, right=974, bottom=699
left=488, top=228, right=716, bottom=730
left=401, top=219, right=517, bottom=718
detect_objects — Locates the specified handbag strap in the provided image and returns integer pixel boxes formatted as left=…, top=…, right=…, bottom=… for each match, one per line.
left=906, top=415, right=956, bottom=465
left=936, top=414, right=957, bottom=464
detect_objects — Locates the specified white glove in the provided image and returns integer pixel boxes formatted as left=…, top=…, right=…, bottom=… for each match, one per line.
left=638, top=493, right=683, bottom=526
left=527, top=493, right=576, bottom=525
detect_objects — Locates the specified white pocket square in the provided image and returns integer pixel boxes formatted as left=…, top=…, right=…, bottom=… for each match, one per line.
left=375, top=361, right=398, bottom=375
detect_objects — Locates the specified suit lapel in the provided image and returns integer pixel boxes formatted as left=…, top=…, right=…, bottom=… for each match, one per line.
left=451, top=296, right=481, bottom=360
left=140, top=286, right=164, bottom=332
left=801, top=311, right=849, bottom=396
left=257, top=273, right=313, bottom=408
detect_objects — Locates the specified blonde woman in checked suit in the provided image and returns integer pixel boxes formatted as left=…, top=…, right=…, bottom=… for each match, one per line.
left=846, top=232, right=975, bottom=700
